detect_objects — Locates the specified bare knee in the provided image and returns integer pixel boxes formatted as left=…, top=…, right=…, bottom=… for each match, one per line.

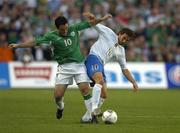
left=92, top=72, right=104, bottom=86
left=80, top=87, right=90, bottom=95
left=54, top=85, right=67, bottom=98
left=78, top=83, right=90, bottom=95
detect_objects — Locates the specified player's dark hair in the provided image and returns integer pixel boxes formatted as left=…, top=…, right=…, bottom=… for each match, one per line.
left=118, top=28, right=136, bottom=39
left=55, top=16, right=68, bottom=28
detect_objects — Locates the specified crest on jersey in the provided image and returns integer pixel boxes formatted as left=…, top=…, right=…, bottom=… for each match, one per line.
left=70, top=32, right=75, bottom=36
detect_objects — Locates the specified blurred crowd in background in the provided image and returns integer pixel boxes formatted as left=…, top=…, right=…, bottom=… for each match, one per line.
left=0, top=0, right=179, bottom=63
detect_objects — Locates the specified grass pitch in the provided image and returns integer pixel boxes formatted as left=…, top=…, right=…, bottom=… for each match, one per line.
left=0, top=89, right=180, bottom=133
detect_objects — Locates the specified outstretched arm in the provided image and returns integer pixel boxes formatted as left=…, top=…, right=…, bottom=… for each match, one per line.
left=122, top=69, right=138, bottom=92
left=83, top=12, right=112, bottom=26
left=8, top=40, right=35, bottom=49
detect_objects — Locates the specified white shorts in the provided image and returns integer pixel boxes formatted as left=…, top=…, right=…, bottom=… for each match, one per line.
left=55, top=62, right=91, bottom=85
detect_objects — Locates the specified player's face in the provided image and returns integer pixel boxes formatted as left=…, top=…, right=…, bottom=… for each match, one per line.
left=58, top=24, right=68, bottom=36
left=118, top=33, right=130, bottom=45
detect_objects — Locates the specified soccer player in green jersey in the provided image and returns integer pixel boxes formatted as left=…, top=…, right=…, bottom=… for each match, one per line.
left=9, top=13, right=112, bottom=123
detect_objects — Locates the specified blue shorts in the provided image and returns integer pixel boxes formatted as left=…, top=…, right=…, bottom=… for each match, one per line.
left=85, top=54, right=106, bottom=82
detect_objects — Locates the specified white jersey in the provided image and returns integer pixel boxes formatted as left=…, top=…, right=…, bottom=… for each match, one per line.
left=89, top=24, right=127, bottom=70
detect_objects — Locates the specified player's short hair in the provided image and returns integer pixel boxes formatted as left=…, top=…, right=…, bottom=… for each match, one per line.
left=118, top=28, right=136, bottom=39
left=55, top=16, right=68, bottom=28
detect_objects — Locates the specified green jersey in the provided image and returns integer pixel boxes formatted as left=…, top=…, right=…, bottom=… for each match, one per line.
left=34, top=21, right=91, bottom=64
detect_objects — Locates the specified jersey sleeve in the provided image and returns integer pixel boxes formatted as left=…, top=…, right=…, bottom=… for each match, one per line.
left=118, top=47, right=127, bottom=70
left=93, top=24, right=118, bottom=43
left=34, top=32, right=52, bottom=46
left=93, top=24, right=114, bottom=34
left=72, top=21, right=91, bottom=31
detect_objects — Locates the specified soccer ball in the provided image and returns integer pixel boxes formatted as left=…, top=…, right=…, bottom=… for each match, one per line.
left=102, top=110, right=118, bottom=124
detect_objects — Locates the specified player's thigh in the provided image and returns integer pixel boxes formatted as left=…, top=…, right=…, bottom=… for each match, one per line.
left=92, top=72, right=104, bottom=84
left=55, top=73, right=73, bottom=97
left=85, top=54, right=104, bottom=80
left=56, top=73, right=73, bottom=85
left=73, top=63, right=91, bottom=84
left=74, top=72, right=91, bottom=84
left=71, top=63, right=91, bottom=95
left=54, top=84, right=68, bottom=97
left=75, top=72, right=91, bottom=95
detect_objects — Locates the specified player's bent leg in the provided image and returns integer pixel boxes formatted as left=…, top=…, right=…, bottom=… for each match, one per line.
left=78, top=82, right=92, bottom=123
left=54, top=84, right=68, bottom=120
left=96, top=83, right=107, bottom=117
left=91, top=72, right=104, bottom=114
left=89, top=73, right=104, bottom=124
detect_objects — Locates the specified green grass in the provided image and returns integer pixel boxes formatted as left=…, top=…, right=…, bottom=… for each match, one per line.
left=0, top=89, right=180, bottom=133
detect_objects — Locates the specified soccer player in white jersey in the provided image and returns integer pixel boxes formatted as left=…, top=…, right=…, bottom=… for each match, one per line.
left=84, top=13, right=139, bottom=123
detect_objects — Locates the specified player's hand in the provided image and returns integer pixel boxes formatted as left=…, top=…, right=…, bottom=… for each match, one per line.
left=83, top=12, right=96, bottom=20
left=132, top=82, right=138, bottom=92
left=8, top=44, right=18, bottom=49
left=101, top=14, right=112, bottom=21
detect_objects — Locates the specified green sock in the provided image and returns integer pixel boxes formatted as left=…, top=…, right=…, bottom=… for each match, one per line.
left=83, top=93, right=91, bottom=100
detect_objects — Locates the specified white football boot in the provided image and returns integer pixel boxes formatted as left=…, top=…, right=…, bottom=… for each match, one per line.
left=80, top=111, right=92, bottom=123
